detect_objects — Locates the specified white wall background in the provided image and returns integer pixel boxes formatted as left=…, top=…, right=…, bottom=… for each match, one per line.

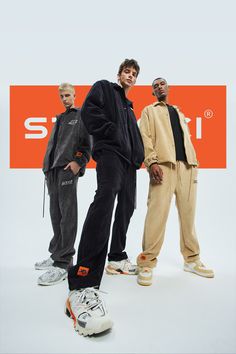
left=0, top=1, right=236, bottom=353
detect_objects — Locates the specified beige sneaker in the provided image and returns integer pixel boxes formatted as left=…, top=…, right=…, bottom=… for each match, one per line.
left=184, top=260, right=214, bottom=278
left=105, top=259, right=137, bottom=275
left=137, top=267, right=153, bottom=286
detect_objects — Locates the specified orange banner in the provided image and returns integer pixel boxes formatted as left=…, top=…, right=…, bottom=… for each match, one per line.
left=10, top=85, right=226, bottom=168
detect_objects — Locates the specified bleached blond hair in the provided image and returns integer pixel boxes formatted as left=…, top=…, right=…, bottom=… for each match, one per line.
left=58, top=83, right=75, bottom=93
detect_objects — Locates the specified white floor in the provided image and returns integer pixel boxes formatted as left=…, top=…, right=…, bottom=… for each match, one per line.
left=1, top=170, right=236, bottom=354
left=0, top=256, right=236, bottom=354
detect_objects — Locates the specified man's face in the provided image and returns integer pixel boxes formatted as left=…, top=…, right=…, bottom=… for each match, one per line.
left=152, top=78, right=168, bottom=101
left=118, top=66, right=138, bottom=90
left=59, top=89, right=75, bottom=109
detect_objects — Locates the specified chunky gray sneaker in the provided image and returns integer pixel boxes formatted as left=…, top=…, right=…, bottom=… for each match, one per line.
left=105, top=259, right=137, bottom=275
left=38, top=267, right=67, bottom=286
left=35, top=257, right=53, bottom=270
left=65, top=288, right=113, bottom=336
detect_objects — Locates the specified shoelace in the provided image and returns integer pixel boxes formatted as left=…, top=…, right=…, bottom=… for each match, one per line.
left=40, top=258, right=51, bottom=265
left=36, top=257, right=52, bottom=265
left=141, top=267, right=151, bottom=272
left=123, top=258, right=136, bottom=271
left=45, top=267, right=64, bottom=278
left=71, top=288, right=106, bottom=314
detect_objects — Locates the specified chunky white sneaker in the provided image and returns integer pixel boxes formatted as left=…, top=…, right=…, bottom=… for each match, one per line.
left=38, top=267, right=67, bottom=286
left=184, top=260, right=214, bottom=278
left=65, top=288, right=113, bottom=336
left=105, top=259, right=137, bottom=275
left=35, top=257, right=53, bottom=270
left=137, top=267, right=153, bottom=286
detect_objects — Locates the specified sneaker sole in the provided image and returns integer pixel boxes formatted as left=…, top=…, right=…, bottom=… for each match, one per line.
left=65, top=300, right=113, bottom=336
left=35, top=265, right=53, bottom=270
left=137, top=278, right=152, bottom=286
left=105, top=266, right=137, bottom=276
left=38, top=273, right=68, bottom=286
left=184, top=267, right=214, bottom=278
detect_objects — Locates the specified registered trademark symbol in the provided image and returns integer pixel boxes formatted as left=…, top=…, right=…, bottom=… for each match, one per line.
left=204, top=109, right=214, bottom=119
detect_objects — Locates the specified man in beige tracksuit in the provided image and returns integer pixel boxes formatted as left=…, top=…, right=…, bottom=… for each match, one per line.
left=137, top=77, right=214, bottom=286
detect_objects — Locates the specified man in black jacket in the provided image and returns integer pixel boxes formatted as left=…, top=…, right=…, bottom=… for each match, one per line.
left=65, top=59, right=144, bottom=336
left=35, top=83, right=91, bottom=286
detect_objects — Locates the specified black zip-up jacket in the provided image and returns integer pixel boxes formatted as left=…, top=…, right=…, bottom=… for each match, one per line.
left=43, top=107, right=91, bottom=177
left=81, top=80, right=144, bottom=169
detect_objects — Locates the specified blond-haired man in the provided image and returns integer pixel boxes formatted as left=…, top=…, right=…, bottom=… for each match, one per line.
left=35, top=83, right=91, bottom=286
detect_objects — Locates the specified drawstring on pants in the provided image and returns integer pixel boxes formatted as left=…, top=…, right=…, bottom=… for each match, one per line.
left=42, top=176, right=46, bottom=218
left=177, top=161, right=183, bottom=187
left=169, top=162, right=173, bottom=197
left=188, top=167, right=193, bottom=201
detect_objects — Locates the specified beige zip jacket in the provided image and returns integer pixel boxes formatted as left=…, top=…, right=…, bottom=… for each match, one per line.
left=139, top=101, right=198, bottom=168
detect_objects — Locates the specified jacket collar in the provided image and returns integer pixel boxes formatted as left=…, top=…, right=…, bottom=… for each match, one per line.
left=64, top=106, right=79, bottom=113
left=112, top=82, right=133, bottom=108
left=152, top=101, right=179, bottom=111
left=153, top=101, right=168, bottom=107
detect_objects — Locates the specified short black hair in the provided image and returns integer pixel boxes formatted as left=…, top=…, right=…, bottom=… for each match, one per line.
left=152, top=77, right=167, bottom=86
left=118, top=58, right=140, bottom=77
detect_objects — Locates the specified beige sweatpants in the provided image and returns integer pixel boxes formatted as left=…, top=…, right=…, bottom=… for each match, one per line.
left=137, top=161, right=200, bottom=268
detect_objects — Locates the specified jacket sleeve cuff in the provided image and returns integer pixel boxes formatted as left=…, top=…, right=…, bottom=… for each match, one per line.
left=149, top=162, right=159, bottom=168
left=145, top=157, right=158, bottom=168
left=73, top=152, right=88, bottom=168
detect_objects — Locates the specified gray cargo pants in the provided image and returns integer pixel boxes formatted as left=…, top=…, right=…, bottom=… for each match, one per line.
left=46, top=167, right=79, bottom=270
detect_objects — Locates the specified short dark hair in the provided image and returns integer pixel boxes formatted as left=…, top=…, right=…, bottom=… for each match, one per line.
left=118, top=58, right=140, bottom=77
left=152, top=77, right=167, bottom=86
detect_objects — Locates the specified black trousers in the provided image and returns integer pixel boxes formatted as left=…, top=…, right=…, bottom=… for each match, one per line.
left=68, top=151, right=136, bottom=290
left=47, top=167, right=79, bottom=270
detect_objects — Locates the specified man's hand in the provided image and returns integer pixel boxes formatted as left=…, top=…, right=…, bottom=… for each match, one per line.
left=149, top=163, right=163, bottom=184
left=64, top=161, right=81, bottom=175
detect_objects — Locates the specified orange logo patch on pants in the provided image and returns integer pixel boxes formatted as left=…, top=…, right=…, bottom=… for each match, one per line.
left=77, top=266, right=90, bottom=277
